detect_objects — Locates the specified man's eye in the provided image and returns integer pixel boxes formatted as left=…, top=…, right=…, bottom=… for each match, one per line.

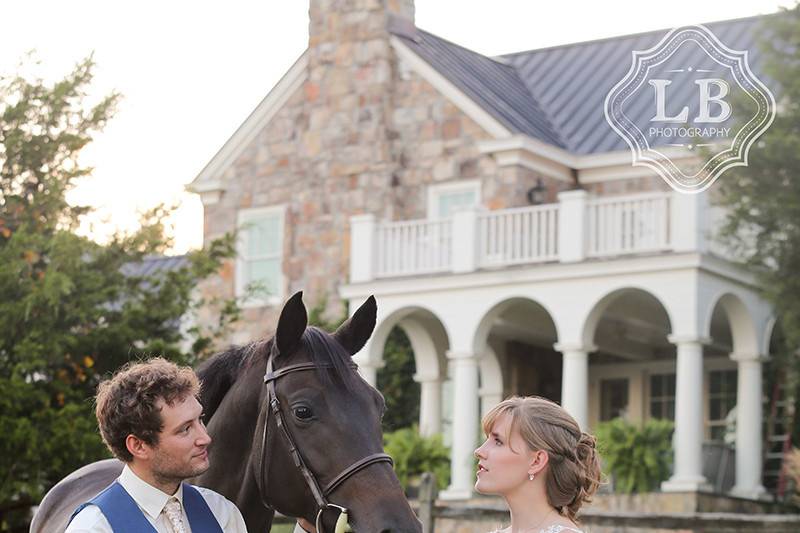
left=294, top=406, right=313, bottom=420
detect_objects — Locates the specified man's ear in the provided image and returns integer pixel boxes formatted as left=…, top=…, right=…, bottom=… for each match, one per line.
left=126, top=434, right=153, bottom=461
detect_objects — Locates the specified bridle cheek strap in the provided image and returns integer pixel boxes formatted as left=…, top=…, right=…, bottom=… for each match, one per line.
left=259, top=348, right=394, bottom=533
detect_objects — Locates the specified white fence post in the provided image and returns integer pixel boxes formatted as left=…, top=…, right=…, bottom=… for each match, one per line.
left=349, top=214, right=376, bottom=283
left=558, top=189, right=588, bottom=263
left=671, top=191, right=708, bottom=253
left=451, top=208, right=478, bottom=273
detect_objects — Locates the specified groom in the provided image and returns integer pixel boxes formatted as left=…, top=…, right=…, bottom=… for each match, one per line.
left=66, top=358, right=247, bottom=532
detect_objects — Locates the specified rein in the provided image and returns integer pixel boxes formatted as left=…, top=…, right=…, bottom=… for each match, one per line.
left=255, top=346, right=394, bottom=533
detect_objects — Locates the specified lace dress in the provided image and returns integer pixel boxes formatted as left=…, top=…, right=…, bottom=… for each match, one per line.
left=489, top=526, right=584, bottom=533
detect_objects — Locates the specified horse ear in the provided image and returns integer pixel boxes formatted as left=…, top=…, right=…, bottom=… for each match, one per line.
left=334, top=295, right=377, bottom=356
left=275, top=291, right=308, bottom=358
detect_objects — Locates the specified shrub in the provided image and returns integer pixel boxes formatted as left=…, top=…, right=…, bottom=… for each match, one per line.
left=383, top=425, right=450, bottom=490
left=595, top=418, right=674, bottom=493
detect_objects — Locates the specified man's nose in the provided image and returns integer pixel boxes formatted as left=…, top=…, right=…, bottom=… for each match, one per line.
left=197, top=423, right=212, bottom=446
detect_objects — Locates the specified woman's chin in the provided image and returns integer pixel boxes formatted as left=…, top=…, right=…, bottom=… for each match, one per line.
left=474, top=480, right=493, bottom=495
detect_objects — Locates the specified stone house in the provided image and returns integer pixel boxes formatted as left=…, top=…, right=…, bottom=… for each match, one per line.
left=188, top=0, right=784, bottom=503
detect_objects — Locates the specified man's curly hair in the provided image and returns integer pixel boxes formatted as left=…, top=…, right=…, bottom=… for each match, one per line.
left=95, top=358, right=200, bottom=462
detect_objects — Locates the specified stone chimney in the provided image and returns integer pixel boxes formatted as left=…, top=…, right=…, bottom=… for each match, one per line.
left=291, top=0, right=415, bottom=311
left=303, top=0, right=415, bottom=218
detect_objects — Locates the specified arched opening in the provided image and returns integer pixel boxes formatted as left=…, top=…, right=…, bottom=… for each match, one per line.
left=369, top=307, right=449, bottom=437
left=583, top=288, right=673, bottom=429
left=473, top=297, right=559, bottom=410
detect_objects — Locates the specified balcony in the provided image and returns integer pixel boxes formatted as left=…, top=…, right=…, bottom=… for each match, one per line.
left=350, top=189, right=714, bottom=283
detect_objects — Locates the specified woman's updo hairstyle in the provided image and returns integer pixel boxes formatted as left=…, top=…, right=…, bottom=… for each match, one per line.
left=481, top=396, right=602, bottom=523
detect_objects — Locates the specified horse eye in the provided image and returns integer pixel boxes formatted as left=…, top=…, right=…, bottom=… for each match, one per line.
left=294, top=406, right=313, bottom=420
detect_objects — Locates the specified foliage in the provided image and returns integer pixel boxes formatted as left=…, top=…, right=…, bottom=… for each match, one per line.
left=595, top=418, right=674, bottom=494
left=306, top=294, right=347, bottom=331
left=0, top=56, right=239, bottom=530
left=712, top=4, right=800, bottom=447
left=377, top=327, right=420, bottom=432
left=383, top=425, right=450, bottom=491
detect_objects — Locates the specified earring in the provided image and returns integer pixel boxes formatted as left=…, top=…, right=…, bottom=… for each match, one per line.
left=528, top=473, right=535, bottom=481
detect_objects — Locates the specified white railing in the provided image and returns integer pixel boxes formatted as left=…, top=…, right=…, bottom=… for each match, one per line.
left=586, top=192, right=671, bottom=257
left=351, top=190, right=693, bottom=282
left=375, top=218, right=452, bottom=277
left=478, top=204, right=559, bottom=267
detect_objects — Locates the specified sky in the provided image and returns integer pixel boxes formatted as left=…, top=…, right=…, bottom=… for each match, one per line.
left=2, top=0, right=790, bottom=253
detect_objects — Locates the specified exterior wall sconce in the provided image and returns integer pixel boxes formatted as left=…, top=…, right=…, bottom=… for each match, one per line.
left=526, top=178, right=546, bottom=205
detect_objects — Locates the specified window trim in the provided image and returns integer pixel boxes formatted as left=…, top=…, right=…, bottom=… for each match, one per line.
left=236, top=204, right=286, bottom=308
left=647, top=372, right=676, bottom=421
left=426, top=179, right=481, bottom=219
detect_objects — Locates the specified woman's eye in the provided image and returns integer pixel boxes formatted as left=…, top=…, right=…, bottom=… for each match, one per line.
left=495, top=439, right=502, bottom=446
left=294, top=406, right=313, bottom=420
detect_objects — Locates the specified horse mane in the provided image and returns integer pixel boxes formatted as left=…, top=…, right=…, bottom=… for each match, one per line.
left=196, top=340, right=266, bottom=423
left=196, top=327, right=357, bottom=422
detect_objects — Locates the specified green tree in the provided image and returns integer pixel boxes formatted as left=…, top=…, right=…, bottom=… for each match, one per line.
left=714, top=5, right=800, bottom=446
left=0, top=57, right=239, bottom=531
left=377, top=327, right=420, bottom=432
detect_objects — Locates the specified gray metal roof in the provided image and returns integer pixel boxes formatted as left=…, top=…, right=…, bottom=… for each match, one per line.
left=390, top=14, right=774, bottom=155
left=122, top=255, right=190, bottom=278
left=389, top=16, right=566, bottom=147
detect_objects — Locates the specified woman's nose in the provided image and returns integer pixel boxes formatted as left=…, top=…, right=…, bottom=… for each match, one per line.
left=474, top=443, right=485, bottom=459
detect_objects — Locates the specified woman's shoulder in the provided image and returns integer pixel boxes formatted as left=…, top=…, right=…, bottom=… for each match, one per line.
left=541, top=525, right=584, bottom=533
left=486, top=524, right=584, bottom=533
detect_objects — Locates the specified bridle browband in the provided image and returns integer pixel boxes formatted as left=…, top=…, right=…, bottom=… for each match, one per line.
left=255, top=344, right=394, bottom=532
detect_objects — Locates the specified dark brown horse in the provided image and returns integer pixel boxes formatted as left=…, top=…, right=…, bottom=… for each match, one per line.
left=30, top=292, right=421, bottom=533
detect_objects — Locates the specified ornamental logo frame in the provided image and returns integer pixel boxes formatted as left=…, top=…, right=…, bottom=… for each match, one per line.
left=604, top=24, right=776, bottom=194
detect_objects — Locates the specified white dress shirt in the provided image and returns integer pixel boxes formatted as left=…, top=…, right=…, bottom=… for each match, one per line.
left=65, top=464, right=248, bottom=533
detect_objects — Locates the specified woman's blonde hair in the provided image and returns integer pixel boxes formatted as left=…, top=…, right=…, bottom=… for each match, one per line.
left=482, top=396, right=602, bottom=524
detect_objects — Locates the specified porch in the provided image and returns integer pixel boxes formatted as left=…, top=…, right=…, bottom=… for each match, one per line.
left=341, top=190, right=776, bottom=502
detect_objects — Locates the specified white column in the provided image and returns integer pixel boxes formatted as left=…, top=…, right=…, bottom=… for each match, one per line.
left=730, top=352, right=768, bottom=499
left=415, top=373, right=442, bottom=437
left=670, top=191, right=708, bottom=253
left=353, top=352, right=383, bottom=388
left=662, top=335, right=711, bottom=492
left=451, top=208, right=478, bottom=273
left=349, top=214, right=376, bottom=282
left=554, top=343, right=593, bottom=430
left=557, top=189, right=588, bottom=263
left=479, top=386, right=503, bottom=419
left=440, top=350, right=480, bottom=500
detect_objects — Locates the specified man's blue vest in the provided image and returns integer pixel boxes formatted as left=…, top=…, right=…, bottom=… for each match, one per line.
left=69, top=481, right=224, bottom=533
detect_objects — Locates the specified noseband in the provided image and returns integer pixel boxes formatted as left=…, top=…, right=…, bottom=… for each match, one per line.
left=256, top=346, right=394, bottom=532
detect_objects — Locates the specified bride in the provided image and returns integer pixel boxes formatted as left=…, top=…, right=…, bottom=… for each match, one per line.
left=475, top=396, right=602, bottom=533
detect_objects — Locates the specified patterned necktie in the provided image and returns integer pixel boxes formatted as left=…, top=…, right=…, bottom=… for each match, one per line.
left=164, top=497, right=187, bottom=533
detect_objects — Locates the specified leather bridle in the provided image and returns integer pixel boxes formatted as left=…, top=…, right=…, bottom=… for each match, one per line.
left=255, top=344, right=394, bottom=532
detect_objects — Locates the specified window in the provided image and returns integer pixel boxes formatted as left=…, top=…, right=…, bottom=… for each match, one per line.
left=427, top=180, right=481, bottom=219
left=708, top=369, right=737, bottom=441
left=649, top=373, right=676, bottom=420
left=600, top=378, right=629, bottom=421
left=237, top=206, right=285, bottom=306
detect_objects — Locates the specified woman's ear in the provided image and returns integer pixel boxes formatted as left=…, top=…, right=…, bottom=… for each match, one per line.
left=528, top=449, right=550, bottom=476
